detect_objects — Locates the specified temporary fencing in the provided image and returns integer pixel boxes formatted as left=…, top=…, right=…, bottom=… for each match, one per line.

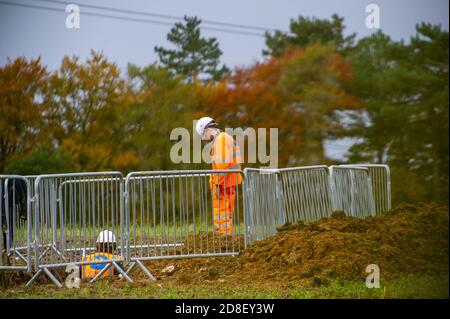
left=329, top=166, right=376, bottom=218
left=338, top=164, right=391, bottom=215
left=244, top=165, right=383, bottom=242
left=0, top=164, right=390, bottom=287
left=124, top=170, right=245, bottom=280
left=278, top=166, right=333, bottom=223
left=0, top=175, right=32, bottom=272
left=244, top=166, right=333, bottom=243
left=27, top=172, right=130, bottom=287
left=244, top=168, right=283, bottom=243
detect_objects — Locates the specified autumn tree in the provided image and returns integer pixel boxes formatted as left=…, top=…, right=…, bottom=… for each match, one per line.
left=127, top=63, right=197, bottom=170
left=155, top=16, right=230, bottom=82
left=197, top=54, right=294, bottom=167
left=0, top=57, right=51, bottom=172
left=199, top=44, right=359, bottom=166
left=277, top=44, right=360, bottom=164
left=49, top=51, right=139, bottom=172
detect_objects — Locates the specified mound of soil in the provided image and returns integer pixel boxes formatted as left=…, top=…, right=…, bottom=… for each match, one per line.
left=144, top=203, right=448, bottom=287
left=177, top=232, right=245, bottom=255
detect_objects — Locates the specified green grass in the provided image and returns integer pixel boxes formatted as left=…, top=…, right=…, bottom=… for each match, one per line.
left=14, top=222, right=246, bottom=241
left=1, top=274, right=447, bottom=299
left=9, top=223, right=247, bottom=253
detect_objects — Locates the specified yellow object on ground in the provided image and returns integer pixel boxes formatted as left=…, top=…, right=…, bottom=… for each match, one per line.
left=82, top=252, right=118, bottom=278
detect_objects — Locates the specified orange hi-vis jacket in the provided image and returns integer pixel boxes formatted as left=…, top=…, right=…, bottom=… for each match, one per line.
left=210, top=131, right=242, bottom=186
left=82, top=252, right=120, bottom=278
left=210, top=131, right=242, bottom=235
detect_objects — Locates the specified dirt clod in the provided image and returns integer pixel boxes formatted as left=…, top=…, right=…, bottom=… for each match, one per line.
left=161, top=265, right=176, bottom=275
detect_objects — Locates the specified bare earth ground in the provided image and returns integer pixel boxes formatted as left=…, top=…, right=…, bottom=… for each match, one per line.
left=1, top=203, right=448, bottom=298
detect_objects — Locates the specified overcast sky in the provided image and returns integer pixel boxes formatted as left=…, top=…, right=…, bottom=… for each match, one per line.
left=0, top=0, right=448, bottom=72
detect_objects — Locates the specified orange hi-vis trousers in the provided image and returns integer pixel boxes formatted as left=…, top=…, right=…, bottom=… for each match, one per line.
left=210, top=183, right=236, bottom=235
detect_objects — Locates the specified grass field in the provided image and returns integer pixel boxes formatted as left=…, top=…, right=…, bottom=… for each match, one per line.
left=0, top=274, right=448, bottom=299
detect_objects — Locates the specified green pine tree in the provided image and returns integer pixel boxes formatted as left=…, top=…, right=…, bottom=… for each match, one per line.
left=155, top=16, right=230, bottom=82
left=346, top=24, right=449, bottom=204
left=263, top=14, right=356, bottom=56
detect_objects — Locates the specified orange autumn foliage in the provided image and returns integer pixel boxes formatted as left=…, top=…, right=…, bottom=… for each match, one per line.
left=196, top=44, right=360, bottom=166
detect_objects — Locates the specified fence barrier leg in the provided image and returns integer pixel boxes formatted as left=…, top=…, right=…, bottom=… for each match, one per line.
left=50, top=245, right=67, bottom=262
left=90, top=263, right=113, bottom=283
left=125, top=262, right=136, bottom=275
left=42, top=268, right=63, bottom=288
left=25, top=269, right=43, bottom=288
left=112, top=261, right=133, bottom=283
left=135, top=259, right=157, bottom=282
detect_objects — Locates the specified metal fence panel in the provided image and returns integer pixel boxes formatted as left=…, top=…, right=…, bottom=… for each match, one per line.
left=24, top=175, right=37, bottom=199
left=244, top=169, right=282, bottom=243
left=329, top=166, right=376, bottom=217
left=244, top=166, right=333, bottom=243
left=278, top=166, right=333, bottom=223
left=0, top=175, right=32, bottom=272
left=124, top=170, right=246, bottom=280
left=28, top=172, right=129, bottom=287
left=339, top=164, right=391, bottom=214
left=1, top=163, right=390, bottom=287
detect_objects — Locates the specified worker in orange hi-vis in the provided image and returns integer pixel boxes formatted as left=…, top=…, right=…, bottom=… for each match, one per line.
left=196, top=117, right=242, bottom=235
left=81, top=230, right=125, bottom=279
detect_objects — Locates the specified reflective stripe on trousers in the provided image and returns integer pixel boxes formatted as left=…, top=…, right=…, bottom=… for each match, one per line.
left=211, top=183, right=236, bottom=235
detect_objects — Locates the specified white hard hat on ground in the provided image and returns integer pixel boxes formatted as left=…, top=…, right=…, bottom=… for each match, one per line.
left=195, top=116, right=216, bottom=136
left=96, top=230, right=117, bottom=243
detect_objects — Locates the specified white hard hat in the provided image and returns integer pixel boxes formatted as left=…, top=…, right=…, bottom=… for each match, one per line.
left=96, top=230, right=116, bottom=243
left=195, top=116, right=215, bottom=136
